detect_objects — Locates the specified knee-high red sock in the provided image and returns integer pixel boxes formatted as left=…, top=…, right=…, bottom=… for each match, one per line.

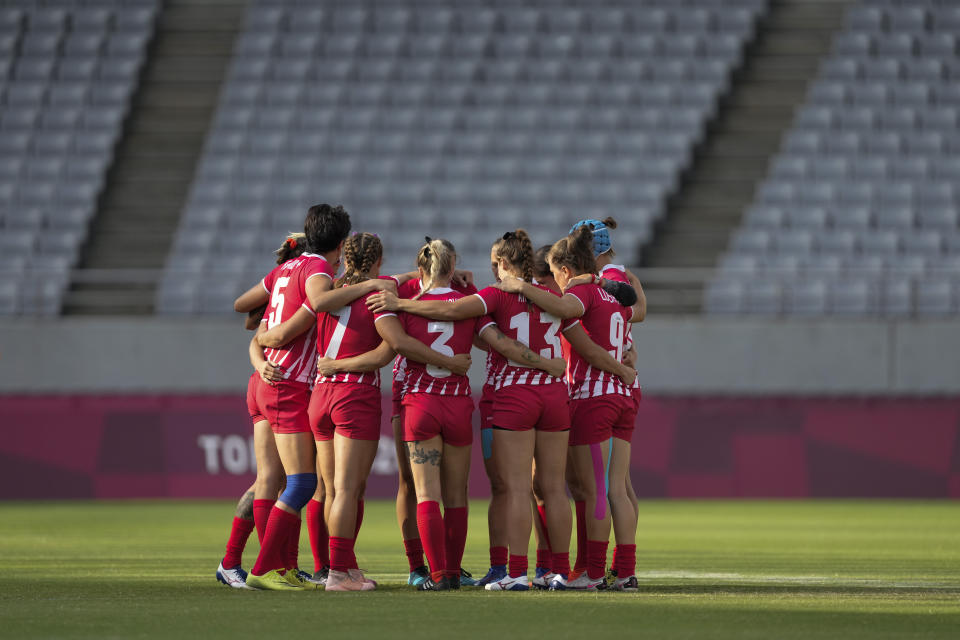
left=490, top=546, right=508, bottom=567
left=614, top=544, right=636, bottom=577
left=348, top=499, right=365, bottom=570
left=285, top=512, right=301, bottom=569
left=404, top=538, right=424, bottom=571
left=536, top=548, right=552, bottom=571
left=329, top=536, right=355, bottom=573
left=611, top=545, right=619, bottom=573
left=306, top=499, right=328, bottom=572
left=252, top=499, right=275, bottom=544
left=536, top=504, right=552, bottom=549
left=586, top=540, right=609, bottom=581
left=573, top=501, right=587, bottom=573
left=443, top=506, right=468, bottom=579
left=222, top=517, right=256, bottom=568
left=552, top=551, right=571, bottom=577
left=508, top=553, right=528, bottom=579
left=251, top=506, right=298, bottom=576
left=416, top=501, right=446, bottom=582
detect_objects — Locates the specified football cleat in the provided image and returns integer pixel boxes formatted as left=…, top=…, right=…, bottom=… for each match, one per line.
left=245, top=569, right=303, bottom=591
left=458, top=568, right=477, bottom=587
left=610, top=575, right=639, bottom=592
left=295, top=568, right=324, bottom=590
left=474, top=565, right=507, bottom=587
left=606, top=567, right=618, bottom=584
left=565, top=573, right=606, bottom=591
left=325, top=569, right=375, bottom=592
left=484, top=574, right=530, bottom=591
left=547, top=574, right=568, bottom=591
left=348, top=568, right=377, bottom=588
left=531, top=567, right=556, bottom=590
left=408, top=565, right=430, bottom=587
left=417, top=575, right=451, bottom=591
left=216, top=562, right=253, bottom=590
left=568, top=568, right=585, bottom=582
left=312, top=566, right=329, bottom=586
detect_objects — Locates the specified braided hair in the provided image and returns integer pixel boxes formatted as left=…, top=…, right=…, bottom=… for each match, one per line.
left=495, top=229, right=535, bottom=282
left=413, top=236, right=456, bottom=300
left=335, top=232, right=383, bottom=288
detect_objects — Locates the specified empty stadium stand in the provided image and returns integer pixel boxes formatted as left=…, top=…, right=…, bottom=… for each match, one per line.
left=156, top=0, right=768, bottom=315
left=707, top=0, right=960, bottom=316
left=0, top=0, right=157, bottom=315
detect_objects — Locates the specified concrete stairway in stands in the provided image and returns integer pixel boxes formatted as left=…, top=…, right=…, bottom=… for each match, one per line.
left=640, top=0, right=854, bottom=314
left=65, top=0, right=248, bottom=315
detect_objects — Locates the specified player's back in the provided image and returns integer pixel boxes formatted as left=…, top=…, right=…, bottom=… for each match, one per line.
left=563, top=283, right=631, bottom=399
left=316, top=284, right=388, bottom=386
left=401, top=288, right=478, bottom=397
left=263, top=254, right=333, bottom=385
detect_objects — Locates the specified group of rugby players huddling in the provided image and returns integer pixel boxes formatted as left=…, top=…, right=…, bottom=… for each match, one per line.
left=215, top=203, right=645, bottom=592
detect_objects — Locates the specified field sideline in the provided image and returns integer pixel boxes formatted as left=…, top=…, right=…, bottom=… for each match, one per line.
left=1, top=500, right=958, bottom=639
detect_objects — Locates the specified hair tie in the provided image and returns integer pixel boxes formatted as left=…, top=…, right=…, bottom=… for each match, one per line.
left=287, top=237, right=297, bottom=248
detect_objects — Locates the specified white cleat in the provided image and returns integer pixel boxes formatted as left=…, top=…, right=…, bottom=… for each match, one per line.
left=216, top=562, right=254, bottom=589
left=565, top=573, right=605, bottom=591
left=484, top=574, right=530, bottom=591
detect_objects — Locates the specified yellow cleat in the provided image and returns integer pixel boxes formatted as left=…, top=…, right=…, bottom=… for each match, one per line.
left=245, top=569, right=304, bottom=591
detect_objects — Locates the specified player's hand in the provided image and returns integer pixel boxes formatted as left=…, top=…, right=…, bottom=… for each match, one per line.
left=453, top=269, right=474, bottom=289
left=367, top=291, right=400, bottom=313
left=564, top=273, right=596, bottom=291
left=496, top=275, right=525, bottom=294
left=369, top=278, right=398, bottom=295
left=622, top=347, right=637, bottom=369
left=448, top=353, right=472, bottom=376
left=618, top=366, right=637, bottom=387
left=545, top=357, right=567, bottom=379
left=257, top=360, right=284, bottom=385
left=316, top=356, right=340, bottom=377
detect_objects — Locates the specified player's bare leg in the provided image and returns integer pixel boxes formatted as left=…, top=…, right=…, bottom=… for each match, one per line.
left=406, top=436, right=450, bottom=590
left=440, top=442, right=472, bottom=588
left=305, top=449, right=329, bottom=582
left=531, top=459, right=552, bottom=587
left=568, top=440, right=612, bottom=590
left=535, top=430, right=572, bottom=589
left=326, top=434, right=378, bottom=591
left=476, top=432, right=509, bottom=586
left=566, top=447, right=588, bottom=579
left=393, top=416, right=427, bottom=585
left=608, top=438, right=639, bottom=590
left=486, top=429, right=535, bottom=591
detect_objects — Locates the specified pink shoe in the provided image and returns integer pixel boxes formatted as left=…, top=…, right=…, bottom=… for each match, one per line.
left=325, top=569, right=375, bottom=592
left=349, top=568, right=377, bottom=587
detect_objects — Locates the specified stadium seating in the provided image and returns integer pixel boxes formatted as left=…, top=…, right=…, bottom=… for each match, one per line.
left=157, top=0, right=767, bottom=314
left=0, top=0, right=156, bottom=315
left=707, top=0, right=960, bottom=316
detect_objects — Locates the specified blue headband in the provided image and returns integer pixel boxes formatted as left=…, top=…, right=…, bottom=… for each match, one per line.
left=570, top=219, right=612, bottom=256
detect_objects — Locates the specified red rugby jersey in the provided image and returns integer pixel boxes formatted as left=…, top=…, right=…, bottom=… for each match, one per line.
left=400, top=287, right=492, bottom=397
left=475, top=284, right=564, bottom=390
left=262, top=253, right=335, bottom=385
left=600, top=264, right=640, bottom=391
left=561, top=283, right=632, bottom=400
left=315, top=278, right=395, bottom=387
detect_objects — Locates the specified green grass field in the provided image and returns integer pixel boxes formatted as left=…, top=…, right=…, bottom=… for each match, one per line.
left=1, top=500, right=958, bottom=639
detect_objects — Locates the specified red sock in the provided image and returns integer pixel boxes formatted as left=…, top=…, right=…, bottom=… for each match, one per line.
left=251, top=506, right=298, bottom=576
left=536, top=548, right=552, bottom=571
left=610, top=544, right=619, bottom=573
left=443, top=506, right=468, bottom=579
left=508, top=553, right=528, bottom=579
left=329, top=536, right=355, bottom=573
left=536, top=504, right=552, bottom=549
left=573, top=501, right=586, bottom=573
left=252, top=499, right=275, bottom=544
left=416, top=501, right=447, bottom=582
left=586, top=540, right=609, bottom=580
left=306, top=500, right=328, bottom=572
left=285, top=514, right=301, bottom=569
left=552, top=551, right=571, bottom=577
left=614, top=544, right=636, bottom=577
left=490, top=546, right=508, bottom=567
left=222, top=517, right=255, bottom=568
left=403, top=538, right=424, bottom=571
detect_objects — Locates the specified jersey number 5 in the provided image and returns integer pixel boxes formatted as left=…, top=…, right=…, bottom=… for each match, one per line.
left=266, top=276, right=291, bottom=328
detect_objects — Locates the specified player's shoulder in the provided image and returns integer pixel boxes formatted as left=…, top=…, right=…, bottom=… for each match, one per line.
left=600, top=264, right=630, bottom=284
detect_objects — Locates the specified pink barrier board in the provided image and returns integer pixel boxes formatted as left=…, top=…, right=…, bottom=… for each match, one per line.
left=1, top=394, right=958, bottom=499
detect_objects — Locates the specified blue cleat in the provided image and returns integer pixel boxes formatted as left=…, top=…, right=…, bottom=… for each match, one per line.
left=216, top=562, right=253, bottom=590
left=408, top=565, right=429, bottom=587
left=474, top=565, right=507, bottom=587
left=459, top=568, right=477, bottom=587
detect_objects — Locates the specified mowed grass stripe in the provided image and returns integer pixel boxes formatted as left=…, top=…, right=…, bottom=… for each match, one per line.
left=0, top=500, right=958, bottom=639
